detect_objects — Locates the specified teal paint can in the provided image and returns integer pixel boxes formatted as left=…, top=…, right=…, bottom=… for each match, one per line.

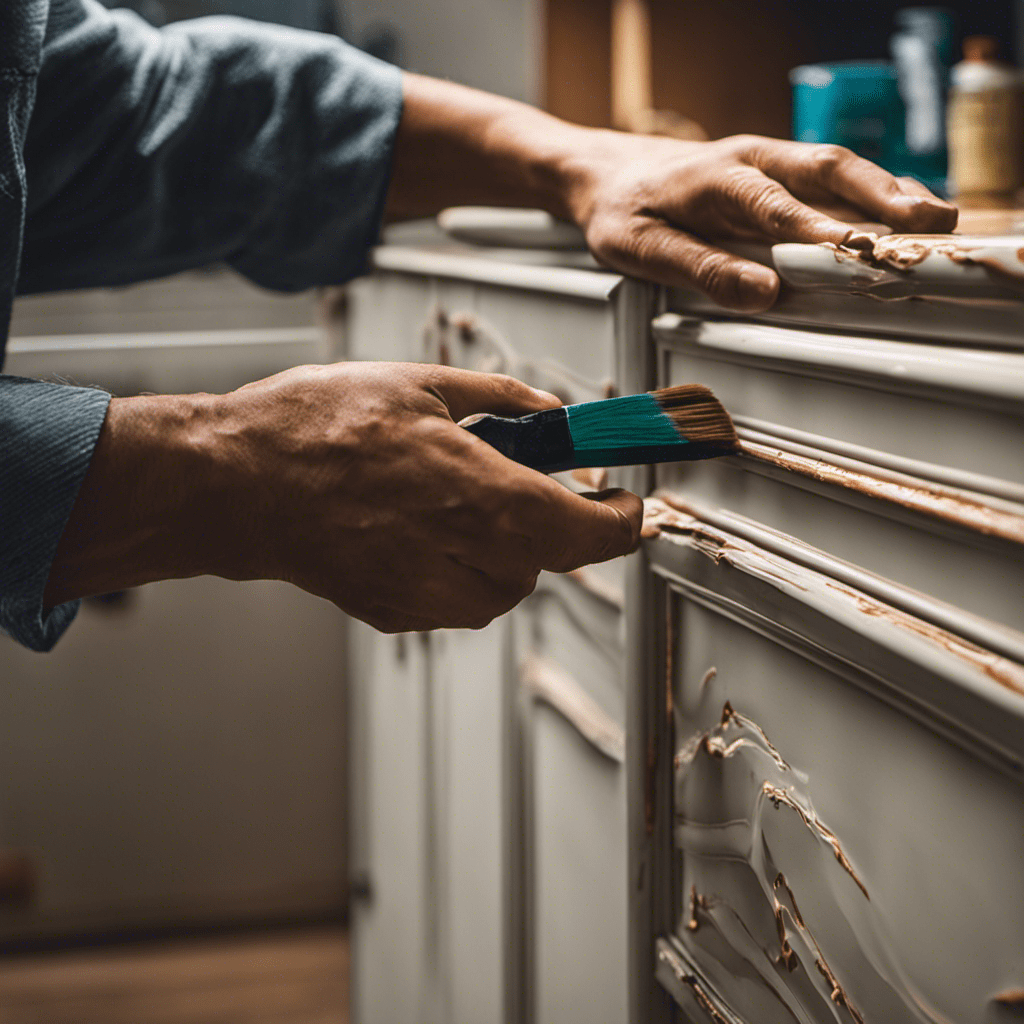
left=791, top=62, right=907, bottom=173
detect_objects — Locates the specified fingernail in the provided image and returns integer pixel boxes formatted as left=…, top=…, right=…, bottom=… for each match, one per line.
left=736, top=268, right=779, bottom=311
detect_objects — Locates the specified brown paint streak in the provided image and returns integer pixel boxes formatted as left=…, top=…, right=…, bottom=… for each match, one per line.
left=836, top=586, right=1024, bottom=696
left=815, top=957, right=867, bottom=1024
left=739, top=440, right=1024, bottom=547
left=687, top=884, right=705, bottom=932
left=763, top=782, right=870, bottom=899
left=647, top=495, right=1024, bottom=696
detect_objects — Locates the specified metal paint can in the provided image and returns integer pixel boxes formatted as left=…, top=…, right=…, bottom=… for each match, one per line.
left=791, top=62, right=906, bottom=172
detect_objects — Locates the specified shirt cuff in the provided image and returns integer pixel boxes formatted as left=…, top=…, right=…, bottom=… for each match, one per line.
left=0, top=376, right=111, bottom=652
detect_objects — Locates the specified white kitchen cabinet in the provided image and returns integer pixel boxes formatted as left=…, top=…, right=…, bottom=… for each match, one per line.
left=632, top=244, right=1024, bottom=1024
left=350, top=220, right=1024, bottom=1024
left=345, top=230, right=649, bottom=1024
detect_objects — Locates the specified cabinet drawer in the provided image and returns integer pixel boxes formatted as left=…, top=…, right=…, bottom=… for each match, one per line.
left=349, top=251, right=625, bottom=395
left=640, top=500, right=1024, bottom=1024
left=654, top=315, right=1024, bottom=634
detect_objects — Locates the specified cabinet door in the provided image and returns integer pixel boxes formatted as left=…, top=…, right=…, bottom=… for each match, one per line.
left=429, top=626, right=509, bottom=1024
left=632, top=503, right=1024, bottom=1024
left=349, top=626, right=432, bottom=1024
left=513, top=572, right=630, bottom=1024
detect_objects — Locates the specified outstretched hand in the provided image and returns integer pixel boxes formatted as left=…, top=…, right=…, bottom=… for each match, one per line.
left=45, top=362, right=642, bottom=631
left=559, top=133, right=958, bottom=311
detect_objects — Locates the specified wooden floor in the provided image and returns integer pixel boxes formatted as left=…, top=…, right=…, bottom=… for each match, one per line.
left=0, top=927, right=349, bottom=1024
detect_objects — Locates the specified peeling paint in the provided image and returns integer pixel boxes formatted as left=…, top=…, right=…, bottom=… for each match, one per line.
left=824, top=235, right=1024, bottom=285
left=737, top=439, right=1024, bottom=547
left=674, top=701, right=955, bottom=1024
left=644, top=495, right=1024, bottom=698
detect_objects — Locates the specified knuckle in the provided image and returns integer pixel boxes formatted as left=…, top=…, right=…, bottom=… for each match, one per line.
left=692, top=250, right=735, bottom=302
left=727, top=133, right=761, bottom=154
left=810, top=144, right=851, bottom=179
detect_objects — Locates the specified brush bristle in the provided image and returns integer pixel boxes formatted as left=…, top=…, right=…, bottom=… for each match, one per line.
left=652, top=384, right=739, bottom=448
left=563, top=385, right=738, bottom=455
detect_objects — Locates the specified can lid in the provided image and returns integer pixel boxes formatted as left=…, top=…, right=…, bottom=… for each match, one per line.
left=963, top=35, right=1000, bottom=62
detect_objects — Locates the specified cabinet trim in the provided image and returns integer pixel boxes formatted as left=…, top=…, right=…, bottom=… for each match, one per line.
left=652, top=312, right=1024, bottom=412
left=734, top=431, right=1024, bottom=550
left=733, top=415, right=1024, bottom=504
left=520, top=655, right=625, bottom=763
left=645, top=496, right=1024, bottom=776
left=372, top=246, right=623, bottom=301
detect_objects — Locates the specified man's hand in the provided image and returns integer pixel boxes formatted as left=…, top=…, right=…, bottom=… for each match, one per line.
left=44, top=363, right=642, bottom=632
left=386, top=75, right=958, bottom=312
left=558, top=133, right=959, bottom=311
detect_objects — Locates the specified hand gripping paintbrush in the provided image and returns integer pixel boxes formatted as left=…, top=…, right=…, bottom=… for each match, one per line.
left=463, top=384, right=738, bottom=473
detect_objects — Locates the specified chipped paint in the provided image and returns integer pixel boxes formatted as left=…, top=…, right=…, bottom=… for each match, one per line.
left=645, top=495, right=1024, bottom=698
left=737, top=439, right=1024, bottom=547
left=674, top=701, right=954, bottom=1024
left=773, top=235, right=1024, bottom=302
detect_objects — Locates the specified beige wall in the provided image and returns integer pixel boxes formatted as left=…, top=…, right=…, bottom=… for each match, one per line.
left=342, top=0, right=542, bottom=104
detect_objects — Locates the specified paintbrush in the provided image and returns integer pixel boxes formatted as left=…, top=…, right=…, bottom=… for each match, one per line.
left=463, top=384, right=738, bottom=474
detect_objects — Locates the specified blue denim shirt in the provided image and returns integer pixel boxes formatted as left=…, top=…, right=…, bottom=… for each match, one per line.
left=0, top=0, right=403, bottom=650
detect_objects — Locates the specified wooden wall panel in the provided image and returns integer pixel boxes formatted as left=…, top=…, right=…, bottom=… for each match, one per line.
left=544, top=0, right=812, bottom=139
left=543, top=0, right=614, bottom=127
left=648, top=0, right=811, bottom=139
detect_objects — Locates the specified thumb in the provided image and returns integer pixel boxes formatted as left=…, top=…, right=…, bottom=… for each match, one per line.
left=534, top=486, right=643, bottom=573
left=423, top=366, right=562, bottom=422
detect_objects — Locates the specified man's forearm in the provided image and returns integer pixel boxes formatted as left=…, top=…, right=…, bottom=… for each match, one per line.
left=42, top=394, right=233, bottom=608
left=384, top=73, right=588, bottom=223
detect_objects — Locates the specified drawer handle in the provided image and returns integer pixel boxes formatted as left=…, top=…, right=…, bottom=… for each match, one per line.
left=520, top=655, right=624, bottom=762
left=427, top=309, right=613, bottom=402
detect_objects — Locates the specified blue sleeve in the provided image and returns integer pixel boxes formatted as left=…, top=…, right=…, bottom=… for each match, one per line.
left=18, top=0, right=404, bottom=293
left=0, top=377, right=110, bottom=652
left=1, top=0, right=403, bottom=651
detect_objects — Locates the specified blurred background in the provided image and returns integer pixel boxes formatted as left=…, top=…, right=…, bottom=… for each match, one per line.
left=2, top=1, right=1023, bottom=1022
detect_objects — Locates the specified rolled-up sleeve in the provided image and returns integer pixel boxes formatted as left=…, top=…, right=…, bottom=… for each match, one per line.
left=0, top=378, right=110, bottom=651
left=19, top=0, right=405, bottom=292
left=2, top=0, right=404, bottom=650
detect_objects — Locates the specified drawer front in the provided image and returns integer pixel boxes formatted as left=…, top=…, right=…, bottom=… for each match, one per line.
left=654, top=315, right=1024, bottom=635
left=635, top=501, right=1024, bottom=1024
left=665, top=282, right=1024, bottom=350
left=348, top=269, right=621, bottom=394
